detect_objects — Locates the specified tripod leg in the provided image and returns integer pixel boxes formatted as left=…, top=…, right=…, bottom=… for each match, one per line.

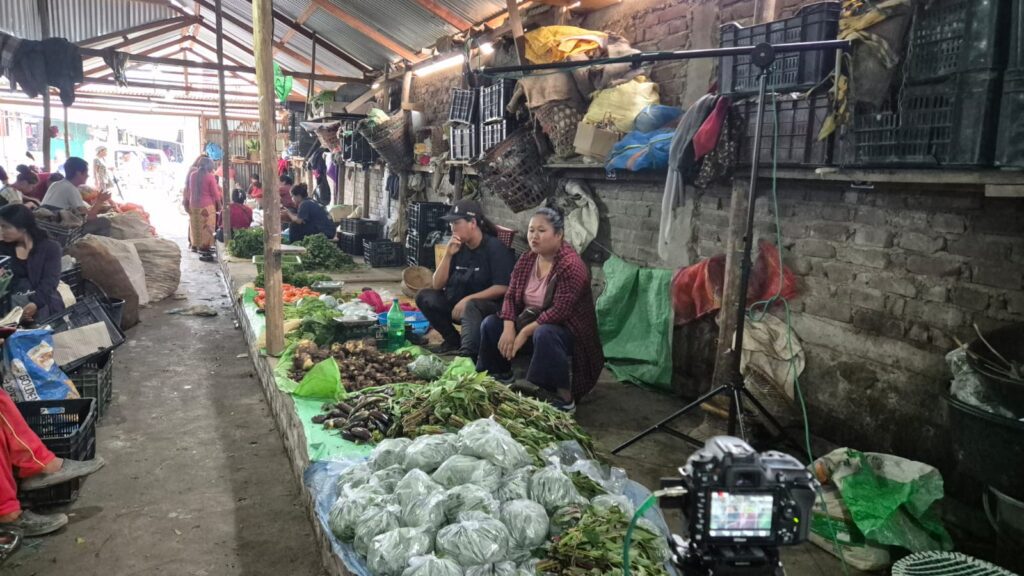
left=611, top=385, right=730, bottom=454
left=730, top=386, right=747, bottom=440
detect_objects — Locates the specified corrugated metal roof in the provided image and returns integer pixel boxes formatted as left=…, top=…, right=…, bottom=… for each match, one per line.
left=0, top=0, right=177, bottom=42
left=306, top=9, right=396, bottom=69
left=323, top=0, right=456, bottom=52
left=431, top=0, right=508, bottom=28
left=283, top=31, right=365, bottom=79
left=0, top=0, right=42, bottom=38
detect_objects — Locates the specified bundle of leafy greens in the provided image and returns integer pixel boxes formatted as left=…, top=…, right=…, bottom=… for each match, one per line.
left=295, top=234, right=358, bottom=271
left=228, top=227, right=264, bottom=259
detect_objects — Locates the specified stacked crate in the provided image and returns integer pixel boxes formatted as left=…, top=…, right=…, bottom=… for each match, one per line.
left=406, top=202, right=449, bottom=268
left=478, top=79, right=517, bottom=157
left=449, top=88, right=479, bottom=161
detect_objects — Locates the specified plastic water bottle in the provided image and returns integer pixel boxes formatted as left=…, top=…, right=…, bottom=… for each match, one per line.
left=387, top=298, right=405, bottom=351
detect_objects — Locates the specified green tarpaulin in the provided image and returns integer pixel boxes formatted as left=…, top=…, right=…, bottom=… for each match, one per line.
left=293, top=396, right=374, bottom=462
left=595, top=256, right=674, bottom=390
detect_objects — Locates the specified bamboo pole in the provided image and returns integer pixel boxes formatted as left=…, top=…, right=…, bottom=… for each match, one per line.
left=253, top=0, right=284, bottom=355
left=62, top=106, right=70, bottom=158
left=38, top=0, right=51, bottom=171
left=215, top=0, right=232, bottom=242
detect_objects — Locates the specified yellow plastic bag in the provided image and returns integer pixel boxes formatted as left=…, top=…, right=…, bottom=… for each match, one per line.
left=525, top=26, right=607, bottom=64
left=583, top=79, right=661, bottom=133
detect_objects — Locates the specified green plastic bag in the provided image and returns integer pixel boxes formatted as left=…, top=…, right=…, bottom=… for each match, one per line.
left=275, top=343, right=343, bottom=398
left=595, top=256, right=674, bottom=390
left=274, top=63, right=293, bottom=104
left=814, top=448, right=953, bottom=553
left=442, top=357, right=477, bottom=380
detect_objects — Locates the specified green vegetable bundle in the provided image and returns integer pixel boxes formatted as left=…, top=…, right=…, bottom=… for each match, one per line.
left=538, top=506, right=670, bottom=576
left=295, top=233, right=357, bottom=271
left=255, top=269, right=332, bottom=289
left=228, top=227, right=265, bottom=259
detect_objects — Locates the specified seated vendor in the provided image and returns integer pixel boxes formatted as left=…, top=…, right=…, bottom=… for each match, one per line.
left=283, top=184, right=336, bottom=243
left=0, top=204, right=65, bottom=323
left=39, top=157, right=112, bottom=236
left=8, top=166, right=41, bottom=209
left=475, top=207, right=604, bottom=413
left=247, top=174, right=263, bottom=200
left=416, top=200, right=515, bottom=358
left=278, top=174, right=295, bottom=210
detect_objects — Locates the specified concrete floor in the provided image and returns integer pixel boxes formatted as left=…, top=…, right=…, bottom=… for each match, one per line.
left=2, top=205, right=326, bottom=575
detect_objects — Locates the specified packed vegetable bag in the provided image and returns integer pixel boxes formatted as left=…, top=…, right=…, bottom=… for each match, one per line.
left=1, top=329, right=79, bottom=401
left=813, top=448, right=953, bottom=553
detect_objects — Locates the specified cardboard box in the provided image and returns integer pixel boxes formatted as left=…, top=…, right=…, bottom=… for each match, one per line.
left=573, top=122, right=620, bottom=161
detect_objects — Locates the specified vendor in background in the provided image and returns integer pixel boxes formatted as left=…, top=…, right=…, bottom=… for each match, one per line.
left=91, top=146, right=114, bottom=193
left=40, top=157, right=112, bottom=236
left=0, top=167, right=21, bottom=206
left=0, top=384, right=105, bottom=536
left=278, top=174, right=295, bottom=210
left=283, top=184, right=335, bottom=243
left=416, top=200, right=515, bottom=358
left=7, top=167, right=40, bottom=209
left=247, top=174, right=263, bottom=200
left=0, top=204, right=65, bottom=323
left=184, top=156, right=221, bottom=262
left=475, top=207, right=603, bottom=413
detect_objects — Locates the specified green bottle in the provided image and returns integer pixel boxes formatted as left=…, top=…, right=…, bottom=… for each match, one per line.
left=387, top=298, right=405, bottom=351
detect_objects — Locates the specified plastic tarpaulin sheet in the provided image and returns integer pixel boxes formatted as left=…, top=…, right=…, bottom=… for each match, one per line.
left=595, top=256, right=674, bottom=390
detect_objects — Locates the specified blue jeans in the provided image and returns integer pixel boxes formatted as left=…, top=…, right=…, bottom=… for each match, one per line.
left=476, top=314, right=573, bottom=395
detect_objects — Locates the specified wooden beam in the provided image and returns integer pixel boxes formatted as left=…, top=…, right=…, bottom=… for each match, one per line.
left=194, top=0, right=373, bottom=73
left=82, top=77, right=258, bottom=97
left=79, top=48, right=367, bottom=82
left=507, top=0, right=527, bottom=65
left=38, top=0, right=51, bottom=171
left=0, top=97, right=259, bottom=118
left=311, top=0, right=422, bottom=62
left=76, top=15, right=199, bottom=47
left=413, top=0, right=473, bottom=30
left=215, top=0, right=232, bottom=242
left=254, top=0, right=285, bottom=356
left=82, top=35, right=194, bottom=77
left=280, top=2, right=318, bottom=45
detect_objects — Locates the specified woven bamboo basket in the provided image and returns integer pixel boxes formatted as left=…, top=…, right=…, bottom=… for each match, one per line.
left=359, top=115, right=412, bottom=171
left=533, top=101, right=582, bottom=159
left=474, top=128, right=552, bottom=213
left=315, top=122, right=341, bottom=152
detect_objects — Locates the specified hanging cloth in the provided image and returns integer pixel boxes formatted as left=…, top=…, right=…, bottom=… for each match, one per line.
left=103, top=49, right=129, bottom=87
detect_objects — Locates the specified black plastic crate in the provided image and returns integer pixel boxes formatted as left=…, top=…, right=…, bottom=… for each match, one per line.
left=343, top=131, right=378, bottom=164
left=480, top=79, right=516, bottom=123
left=68, top=351, right=113, bottom=420
left=448, top=88, right=478, bottom=123
left=338, top=231, right=379, bottom=255
left=405, top=231, right=436, bottom=268
left=60, top=264, right=83, bottom=297
left=37, top=296, right=126, bottom=372
left=450, top=124, right=479, bottom=160
left=851, top=69, right=1003, bottom=167
left=737, top=92, right=832, bottom=166
left=16, top=398, right=97, bottom=507
left=363, top=239, right=405, bottom=268
left=719, top=2, right=841, bottom=95
left=339, top=218, right=382, bottom=236
left=407, top=202, right=449, bottom=236
left=906, top=0, right=1012, bottom=83
left=37, top=221, right=85, bottom=249
left=996, top=68, right=1024, bottom=167
left=481, top=121, right=509, bottom=155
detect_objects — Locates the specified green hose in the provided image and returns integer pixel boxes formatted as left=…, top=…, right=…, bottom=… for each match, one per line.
left=622, top=493, right=660, bottom=576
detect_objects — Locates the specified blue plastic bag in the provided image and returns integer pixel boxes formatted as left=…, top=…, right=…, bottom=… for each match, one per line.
left=1, top=329, right=78, bottom=401
left=605, top=129, right=674, bottom=173
left=634, top=104, right=684, bottom=132
left=204, top=142, right=224, bottom=161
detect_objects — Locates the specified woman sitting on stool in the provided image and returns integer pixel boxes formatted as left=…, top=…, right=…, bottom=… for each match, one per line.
left=476, top=207, right=604, bottom=412
left=0, top=205, right=65, bottom=324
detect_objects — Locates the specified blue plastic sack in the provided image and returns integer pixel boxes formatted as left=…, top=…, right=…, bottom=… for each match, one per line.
left=1, top=329, right=78, bottom=401
left=204, top=142, right=224, bottom=161
left=605, top=129, right=674, bottom=173
left=634, top=105, right=684, bottom=133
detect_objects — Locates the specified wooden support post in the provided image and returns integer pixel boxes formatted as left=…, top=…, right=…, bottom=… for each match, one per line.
left=507, top=0, right=527, bottom=65
left=253, top=0, right=284, bottom=356
left=361, top=167, right=371, bottom=216
left=62, top=106, right=70, bottom=158
left=710, top=179, right=749, bottom=393
left=453, top=166, right=464, bottom=201
left=38, top=0, right=51, bottom=171
left=335, top=162, right=346, bottom=205
left=215, top=0, right=232, bottom=242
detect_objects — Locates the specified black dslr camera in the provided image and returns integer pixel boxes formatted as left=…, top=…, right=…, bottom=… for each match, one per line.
left=660, top=436, right=818, bottom=576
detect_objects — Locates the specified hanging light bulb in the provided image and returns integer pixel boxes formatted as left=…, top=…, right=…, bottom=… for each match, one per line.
left=414, top=54, right=465, bottom=77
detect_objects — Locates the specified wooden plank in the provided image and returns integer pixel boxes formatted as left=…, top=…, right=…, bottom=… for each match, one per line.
left=216, top=0, right=232, bottom=242
left=986, top=184, right=1024, bottom=197
left=75, top=15, right=199, bottom=47
left=765, top=167, right=1024, bottom=186
left=280, top=2, right=318, bottom=45
left=311, top=0, right=423, bottom=62
left=506, top=0, right=527, bottom=65
left=254, top=0, right=285, bottom=356
left=413, top=0, right=473, bottom=30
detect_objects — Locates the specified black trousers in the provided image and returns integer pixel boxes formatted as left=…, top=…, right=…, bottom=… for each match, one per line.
left=476, top=314, right=574, bottom=395
left=415, top=289, right=499, bottom=359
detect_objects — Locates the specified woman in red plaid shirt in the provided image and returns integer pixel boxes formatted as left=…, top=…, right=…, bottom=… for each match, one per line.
left=476, top=207, right=604, bottom=412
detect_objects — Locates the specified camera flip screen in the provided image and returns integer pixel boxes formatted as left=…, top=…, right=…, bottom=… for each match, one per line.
left=707, top=491, right=774, bottom=539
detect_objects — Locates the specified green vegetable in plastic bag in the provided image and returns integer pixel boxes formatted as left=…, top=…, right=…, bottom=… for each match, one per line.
left=517, top=559, right=541, bottom=575
left=500, top=499, right=549, bottom=552
left=371, top=465, right=409, bottom=493
left=530, top=466, right=587, bottom=514
left=368, top=527, right=434, bottom=576
left=402, top=554, right=464, bottom=576
left=465, top=562, right=518, bottom=576
left=371, top=438, right=413, bottom=471
left=548, top=505, right=583, bottom=538
left=395, top=469, right=444, bottom=510
left=495, top=466, right=536, bottom=502
left=335, top=463, right=373, bottom=493
left=591, top=494, right=635, bottom=517
left=329, top=483, right=386, bottom=541
left=355, top=502, right=401, bottom=555
left=403, top=490, right=447, bottom=531
left=457, top=419, right=532, bottom=471
left=408, top=354, right=447, bottom=381
left=432, top=455, right=502, bottom=492
left=436, top=512, right=511, bottom=566
left=404, top=434, right=459, bottom=473
left=444, top=484, right=500, bottom=522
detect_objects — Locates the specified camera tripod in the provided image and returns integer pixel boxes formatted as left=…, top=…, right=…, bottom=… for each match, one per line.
left=670, top=533, right=787, bottom=576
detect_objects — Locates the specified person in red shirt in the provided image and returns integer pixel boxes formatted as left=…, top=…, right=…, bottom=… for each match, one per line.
left=278, top=174, right=295, bottom=210
left=183, top=157, right=222, bottom=261
left=247, top=174, right=263, bottom=200
left=228, top=189, right=253, bottom=231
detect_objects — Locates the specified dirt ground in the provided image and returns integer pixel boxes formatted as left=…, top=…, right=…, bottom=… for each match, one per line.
left=2, top=202, right=326, bottom=575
